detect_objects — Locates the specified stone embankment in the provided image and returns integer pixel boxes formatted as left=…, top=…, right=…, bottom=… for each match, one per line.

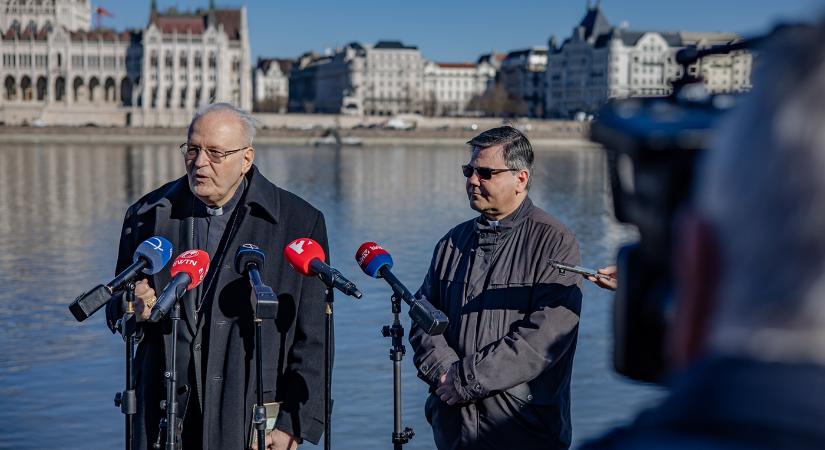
left=0, top=115, right=596, bottom=149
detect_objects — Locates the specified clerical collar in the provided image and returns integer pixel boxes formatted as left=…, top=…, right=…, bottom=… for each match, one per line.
left=197, top=178, right=246, bottom=217
left=476, top=197, right=533, bottom=234
left=206, top=204, right=224, bottom=216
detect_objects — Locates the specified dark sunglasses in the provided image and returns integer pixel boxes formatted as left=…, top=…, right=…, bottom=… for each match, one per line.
left=462, top=164, right=519, bottom=180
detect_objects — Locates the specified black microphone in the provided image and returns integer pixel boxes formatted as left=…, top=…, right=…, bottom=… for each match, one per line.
left=234, top=244, right=278, bottom=315
left=149, top=250, right=210, bottom=323
left=285, top=238, right=363, bottom=299
left=69, top=236, right=174, bottom=322
left=356, top=242, right=448, bottom=335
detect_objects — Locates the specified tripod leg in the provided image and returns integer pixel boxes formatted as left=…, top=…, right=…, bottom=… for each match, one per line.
left=325, top=302, right=333, bottom=450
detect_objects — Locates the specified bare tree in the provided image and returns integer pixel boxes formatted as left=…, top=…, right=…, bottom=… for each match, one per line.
left=468, top=83, right=528, bottom=117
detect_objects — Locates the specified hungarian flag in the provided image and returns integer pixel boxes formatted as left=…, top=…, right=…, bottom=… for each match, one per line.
left=96, top=6, right=114, bottom=17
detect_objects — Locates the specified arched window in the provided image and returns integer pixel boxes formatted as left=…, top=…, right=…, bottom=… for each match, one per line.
left=88, top=77, right=100, bottom=102
left=36, top=76, right=47, bottom=101
left=72, top=76, right=84, bottom=102
left=120, top=77, right=132, bottom=106
left=104, top=77, right=116, bottom=102
left=54, top=77, right=65, bottom=102
left=20, top=76, right=32, bottom=101
left=4, top=75, right=16, bottom=101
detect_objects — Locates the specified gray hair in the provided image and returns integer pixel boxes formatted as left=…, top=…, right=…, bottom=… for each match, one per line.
left=188, top=102, right=259, bottom=144
left=467, top=126, right=534, bottom=189
left=697, top=22, right=825, bottom=365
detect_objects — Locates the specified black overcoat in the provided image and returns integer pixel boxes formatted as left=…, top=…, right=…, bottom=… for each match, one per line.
left=106, top=165, right=330, bottom=449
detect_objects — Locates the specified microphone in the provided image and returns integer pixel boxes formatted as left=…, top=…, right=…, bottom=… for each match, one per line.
left=284, top=238, right=363, bottom=299
left=148, top=250, right=210, bottom=322
left=355, top=242, right=449, bottom=335
left=234, top=244, right=278, bottom=313
left=69, top=236, right=174, bottom=322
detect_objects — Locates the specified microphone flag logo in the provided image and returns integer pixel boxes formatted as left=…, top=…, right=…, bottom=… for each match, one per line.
left=147, top=237, right=165, bottom=252
left=288, top=239, right=310, bottom=255
left=179, top=249, right=199, bottom=259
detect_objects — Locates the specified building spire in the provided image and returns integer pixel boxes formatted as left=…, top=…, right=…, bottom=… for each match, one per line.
left=151, top=0, right=157, bottom=12
left=209, top=0, right=215, bottom=11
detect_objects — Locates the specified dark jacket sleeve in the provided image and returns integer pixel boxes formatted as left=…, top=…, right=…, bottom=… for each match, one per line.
left=105, top=204, right=139, bottom=333
left=454, top=230, right=583, bottom=400
left=409, top=241, right=460, bottom=388
left=275, top=211, right=330, bottom=444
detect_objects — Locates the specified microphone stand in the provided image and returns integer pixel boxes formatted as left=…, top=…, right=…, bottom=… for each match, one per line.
left=157, top=303, right=182, bottom=450
left=382, top=294, right=414, bottom=450
left=114, top=283, right=138, bottom=450
left=250, top=270, right=278, bottom=450
left=324, top=294, right=333, bottom=450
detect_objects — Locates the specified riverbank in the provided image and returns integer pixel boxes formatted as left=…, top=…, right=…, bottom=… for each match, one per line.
left=0, top=123, right=598, bottom=149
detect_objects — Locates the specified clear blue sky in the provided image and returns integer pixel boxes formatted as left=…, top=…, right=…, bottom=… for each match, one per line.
left=100, top=1, right=823, bottom=62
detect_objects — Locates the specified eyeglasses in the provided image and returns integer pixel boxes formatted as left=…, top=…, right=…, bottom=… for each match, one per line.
left=179, top=143, right=248, bottom=163
left=462, top=164, right=519, bottom=180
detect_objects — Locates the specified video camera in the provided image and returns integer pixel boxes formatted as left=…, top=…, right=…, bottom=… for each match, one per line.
left=590, top=34, right=773, bottom=383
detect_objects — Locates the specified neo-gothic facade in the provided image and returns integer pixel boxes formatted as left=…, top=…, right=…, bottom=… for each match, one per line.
left=0, top=0, right=250, bottom=126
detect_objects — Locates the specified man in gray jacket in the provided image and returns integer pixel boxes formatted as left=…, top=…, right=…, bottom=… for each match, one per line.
left=410, top=126, right=583, bottom=450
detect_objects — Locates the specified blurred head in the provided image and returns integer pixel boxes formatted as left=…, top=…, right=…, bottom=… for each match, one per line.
left=185, top=103, right=256, bottom=206
left=672, top=22, right=825, bottom=369
left=464, top=126, right=532, bottom=220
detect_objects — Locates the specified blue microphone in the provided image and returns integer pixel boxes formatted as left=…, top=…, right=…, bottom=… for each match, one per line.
left=69, top=236, right=174, bottom=322
left=356, top=242, right=448, bottom=335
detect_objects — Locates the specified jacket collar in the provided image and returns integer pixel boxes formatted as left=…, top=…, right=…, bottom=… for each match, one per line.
left=475, top=196, right=533, bottom=235
left=474, top=196, right=533, bottom=249
left=242, top=165, right=280, bottom=224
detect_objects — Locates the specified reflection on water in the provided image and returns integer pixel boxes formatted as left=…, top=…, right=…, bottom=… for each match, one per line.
left=0, top=142, right=661, bottom=449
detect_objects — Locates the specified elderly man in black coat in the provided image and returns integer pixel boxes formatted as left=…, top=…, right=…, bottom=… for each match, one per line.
left=106, top=103, right=329, bottom=449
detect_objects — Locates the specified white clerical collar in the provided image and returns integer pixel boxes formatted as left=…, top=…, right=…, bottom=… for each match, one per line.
left=206, top=204, right=225, bottom=216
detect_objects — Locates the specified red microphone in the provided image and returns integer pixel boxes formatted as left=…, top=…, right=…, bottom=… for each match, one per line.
left=149, top=250, right=210, bottom=322
left=284, top=238, right=362, bottom=299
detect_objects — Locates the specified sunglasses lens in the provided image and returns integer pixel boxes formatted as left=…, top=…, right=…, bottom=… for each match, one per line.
left=462, top=165, right=495, bottom=179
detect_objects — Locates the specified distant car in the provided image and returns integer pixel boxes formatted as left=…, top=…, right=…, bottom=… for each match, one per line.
left=465, top=123, right=479, bottom=131
left=385, top=117, right=414, bottom=130
left=31, top=118, right=48, bottom=127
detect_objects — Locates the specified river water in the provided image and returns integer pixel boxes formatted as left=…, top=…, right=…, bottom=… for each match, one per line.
left=0, top=142, right=662, bottom=449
